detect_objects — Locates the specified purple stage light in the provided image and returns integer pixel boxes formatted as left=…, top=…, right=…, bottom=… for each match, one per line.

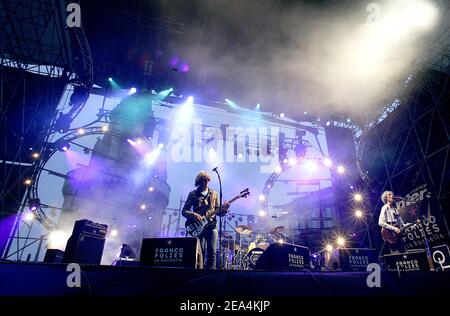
left=180, top=62, right=190, bottom=72
left=169, top=56, right=180, bottom=68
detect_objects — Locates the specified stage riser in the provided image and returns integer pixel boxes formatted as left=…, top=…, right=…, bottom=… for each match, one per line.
left=1, top=261, right=450, bottom=296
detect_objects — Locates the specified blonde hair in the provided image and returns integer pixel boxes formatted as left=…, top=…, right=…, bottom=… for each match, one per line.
left=381, top=190, right=394, bottom=204
left=194, top=171, right=211, bottom=187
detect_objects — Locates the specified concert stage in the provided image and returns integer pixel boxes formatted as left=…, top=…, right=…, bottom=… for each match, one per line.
left=1, top=260, right=449, bottom=296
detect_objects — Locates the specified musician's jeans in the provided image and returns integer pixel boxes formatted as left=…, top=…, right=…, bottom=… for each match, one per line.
left=199, top=228, right=218, bottom=269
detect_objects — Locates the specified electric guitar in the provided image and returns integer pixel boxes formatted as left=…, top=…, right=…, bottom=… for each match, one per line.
left=381, top=220, right=420, bottom=244
left=185, top=188, right=250, bottom=237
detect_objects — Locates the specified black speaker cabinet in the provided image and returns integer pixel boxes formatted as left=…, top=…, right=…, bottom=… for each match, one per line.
left=254, top=242, right=310, bottom=270
left=43, top=249, right=64, bottom=263
left=326, top=248, right=378, bottom=271
left=140, top=237, right=203, bottom=268
left=62, top=219, right=107, bottom=265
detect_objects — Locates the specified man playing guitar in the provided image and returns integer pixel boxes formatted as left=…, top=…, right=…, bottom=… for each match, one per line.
left=182, top=171, right=230, bottom=269
left=378, top=190, right=418, bottom=254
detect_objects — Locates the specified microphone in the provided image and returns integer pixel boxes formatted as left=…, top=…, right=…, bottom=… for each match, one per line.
left=212, top=167, right=218, bottom=172
left=394, top=196, right=407, bottom=201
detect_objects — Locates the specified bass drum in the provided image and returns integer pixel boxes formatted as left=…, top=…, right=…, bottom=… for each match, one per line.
left=242, top=248, right=265, bottom=270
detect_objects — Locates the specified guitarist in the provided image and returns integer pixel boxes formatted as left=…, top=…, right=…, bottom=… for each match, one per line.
left=182, top=171, right=230, bottom=269
left=378, top=191, right=408, bottom=254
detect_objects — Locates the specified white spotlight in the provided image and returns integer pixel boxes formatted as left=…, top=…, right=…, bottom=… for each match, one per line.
left=259, top=194, right=266, bottom=202
left=48, top=230, right=69, bottom=250
left=111, top=229, right=118, bottom=237
left=304, top=160, right=318, bottom=172
left=288, top=158, right=297, bottom=166
left=336, top=237, right=345, bottom=247
left=337, top=165, right=345, bottom=174
left=354, top=193, right=363, bottom=202
left=145, top=148, right=160, bottom=165
left=404, top=0, right=439, bottom=31
left=323, top=158, right=332, bottom=167
left=258, top=210, right=266, bottom=217
left=23, top=212, right=35, bottom=221
left=208, top=148, right=217, bottom=160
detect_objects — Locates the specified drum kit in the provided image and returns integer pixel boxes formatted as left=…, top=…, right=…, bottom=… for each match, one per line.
left=219, top=224, right=290, bottom=270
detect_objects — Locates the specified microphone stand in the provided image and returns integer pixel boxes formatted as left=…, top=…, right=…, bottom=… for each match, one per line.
left=213, top=167, right=223, bottom=270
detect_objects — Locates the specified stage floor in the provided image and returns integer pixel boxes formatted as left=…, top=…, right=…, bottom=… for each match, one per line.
left=1, top=260, right=449, bottom=296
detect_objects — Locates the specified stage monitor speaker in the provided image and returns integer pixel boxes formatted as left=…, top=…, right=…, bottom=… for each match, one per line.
left=62, top=219, right=108, bottom=265
left=326, top=248, right=378, bottom=271
left=382, top=249, right=431, bottom=272
left=254, top=242, right=310, bottom=270
left=140, top=237, right=203, bottom=268
left=43, top=249, right=64, bottom=263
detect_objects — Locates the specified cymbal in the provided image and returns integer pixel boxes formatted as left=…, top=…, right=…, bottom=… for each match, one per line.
left=269, top=226, right=285, bottom=234
left=235, top=225, right=253, bottom=235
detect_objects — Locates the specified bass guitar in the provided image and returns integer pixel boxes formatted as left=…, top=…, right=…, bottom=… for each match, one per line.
left=185, top=188, right=250, bottom=237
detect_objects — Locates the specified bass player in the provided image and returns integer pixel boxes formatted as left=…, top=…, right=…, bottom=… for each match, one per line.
left=182, top=171, right=230, bottom=269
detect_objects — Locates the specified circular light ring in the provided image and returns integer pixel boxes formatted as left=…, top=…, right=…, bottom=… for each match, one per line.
left=28, top=126, right=121, bottom=229
left=259, top=157, right=332, bottom=216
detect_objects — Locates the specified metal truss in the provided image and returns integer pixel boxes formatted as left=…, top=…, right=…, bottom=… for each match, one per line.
left=0, top=0, right=76, bottom=259
left=355, top=2, right=450, bottom=248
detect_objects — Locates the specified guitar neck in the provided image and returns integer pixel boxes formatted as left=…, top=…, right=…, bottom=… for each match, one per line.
left=400, top=222, right=415, bottom=232
left=227, top=195, right=241, bottom=204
